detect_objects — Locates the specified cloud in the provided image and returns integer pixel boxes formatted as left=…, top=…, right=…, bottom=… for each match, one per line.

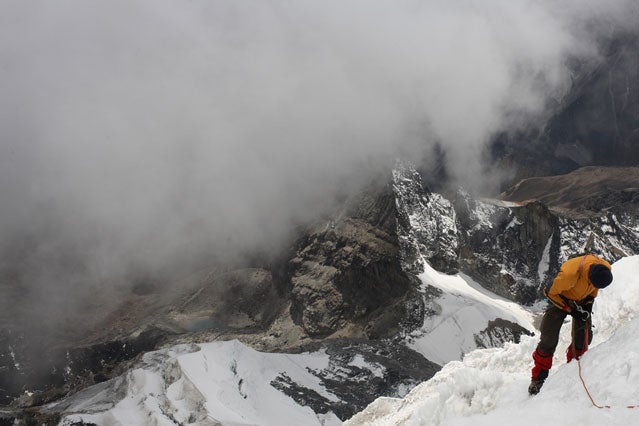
left=0, top=0, right=637, bottom=323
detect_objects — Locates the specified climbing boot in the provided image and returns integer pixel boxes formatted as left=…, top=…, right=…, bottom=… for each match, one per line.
left=528, top=378, right=545, bottom=395
left=528, top=367, right=549, bottom=395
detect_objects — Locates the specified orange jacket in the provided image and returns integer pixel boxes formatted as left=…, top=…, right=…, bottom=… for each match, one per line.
left=544, top=254, right=611, bottom=309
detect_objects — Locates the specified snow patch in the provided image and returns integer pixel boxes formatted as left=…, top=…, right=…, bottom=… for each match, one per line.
left=348, top=355, right=385, bottom=379
left=537, top=234, right=552, bottom=283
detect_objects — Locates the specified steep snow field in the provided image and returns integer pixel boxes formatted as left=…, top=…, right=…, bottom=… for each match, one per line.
left=176, top=341, right=342, bottom=426
left=59, top=342, right=343, bottom=426
left=409, top=262, right=535, bottom=364
left=346, top=256, right=639, bottom=425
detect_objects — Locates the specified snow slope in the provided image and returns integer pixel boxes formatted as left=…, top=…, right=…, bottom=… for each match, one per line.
left=408, top=262, right=535, bottom=365
left=346, top=256, right=639, bottom=426
left=59, top=341, right=343, bottom=426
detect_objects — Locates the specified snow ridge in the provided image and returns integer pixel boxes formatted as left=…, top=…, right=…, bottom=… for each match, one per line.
left=406, top=262, right=534, bottom=365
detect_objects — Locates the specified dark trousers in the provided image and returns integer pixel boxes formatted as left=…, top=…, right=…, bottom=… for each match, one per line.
left=531, top=301, right=593, bottom=379
left=537, top=303, right=593, bottom=354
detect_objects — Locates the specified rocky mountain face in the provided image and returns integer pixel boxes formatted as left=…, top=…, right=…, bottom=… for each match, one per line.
left=284, top=187, right=424, bottom=340
left=394, top=162, right=639, bottom=305
left=393, top=163, right=459, bottom=276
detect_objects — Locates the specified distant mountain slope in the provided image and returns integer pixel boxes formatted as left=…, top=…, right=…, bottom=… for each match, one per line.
left=501, top=166, right=639, bottom=215
left=394, top=162, right=639, bottom=305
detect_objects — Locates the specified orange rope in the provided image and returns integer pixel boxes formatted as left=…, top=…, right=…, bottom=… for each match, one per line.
left=574, top=327, right=639, bottom=409
left=576, top=358, right=611, bottom=409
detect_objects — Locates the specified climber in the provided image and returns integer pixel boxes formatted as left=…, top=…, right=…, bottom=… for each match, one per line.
left=528, top=253, right=613, bottom=395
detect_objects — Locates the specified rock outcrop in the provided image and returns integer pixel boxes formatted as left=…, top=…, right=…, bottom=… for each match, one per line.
left=393, top=162, right=459, bottom=275
left=286, top=186, right=424, bottom=338
left=272, top=339, right=440, bottom=420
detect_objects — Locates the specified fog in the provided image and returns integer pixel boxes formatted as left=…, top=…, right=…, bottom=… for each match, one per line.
left=1, top=0, right=637, bottom=325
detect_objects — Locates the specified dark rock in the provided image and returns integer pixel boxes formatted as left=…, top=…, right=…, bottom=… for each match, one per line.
left=0, top=409, right=62, bottom=426
left=286, top=186, right=421, bottom=338
left=0, top=325, right=169, bottom=410
left=276, top=338, right=441, bottom=420
left=364, top=277, right=425, bottom=340
left=456, top=195, right=556, bottom=304
left=63, top=326, right=168, bottom=388
left=475, top=318, right=534, bottom=348
left=270, top=373, right=348, bottom=417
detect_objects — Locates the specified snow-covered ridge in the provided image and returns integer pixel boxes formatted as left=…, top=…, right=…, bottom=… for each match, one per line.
left=407, top=262, right=534, bottom=365
left=346, top=256, right=639, bottom=426
left=57, top=342, right=344, bottom=426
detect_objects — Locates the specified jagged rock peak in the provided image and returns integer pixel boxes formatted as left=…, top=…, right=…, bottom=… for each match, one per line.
left=392, top=161, right=459, bottom=275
